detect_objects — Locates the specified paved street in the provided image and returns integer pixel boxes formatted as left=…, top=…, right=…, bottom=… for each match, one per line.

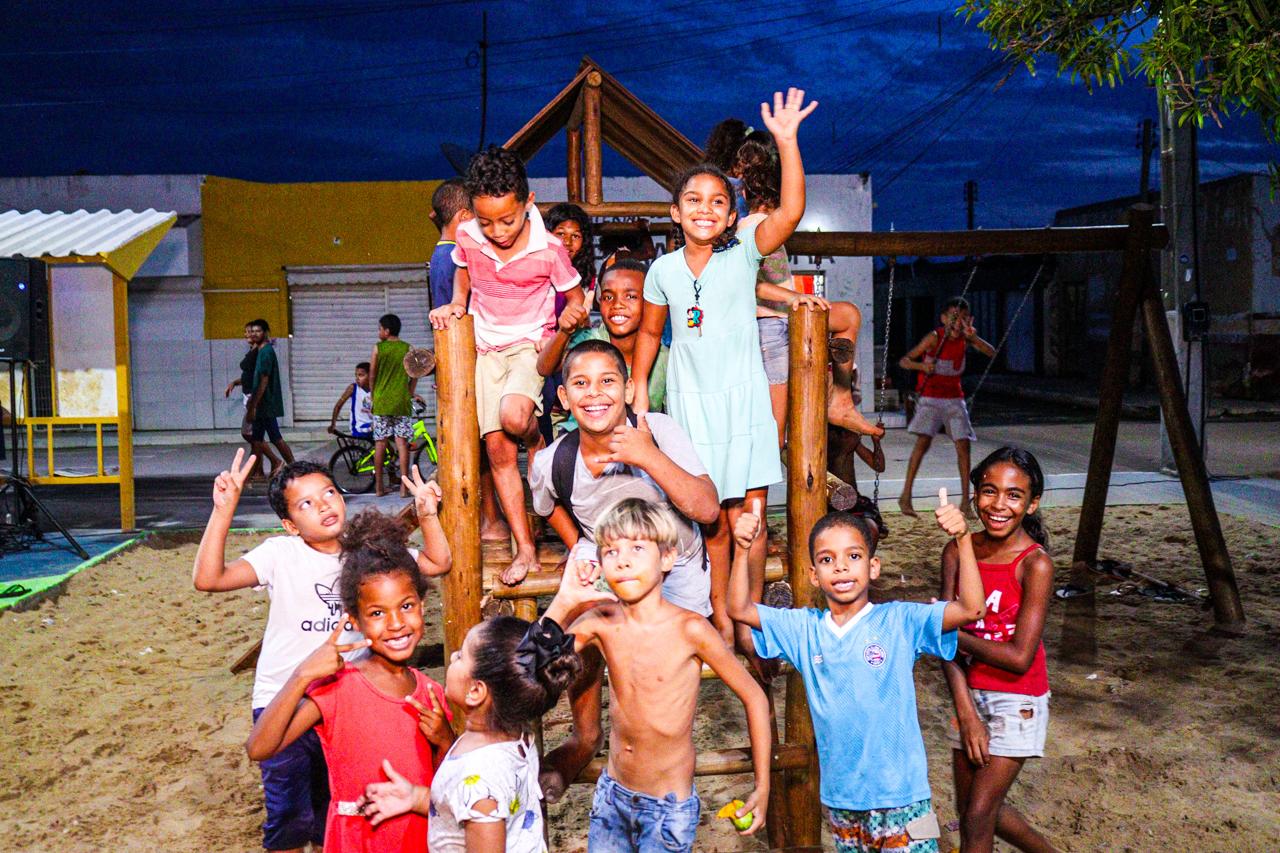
left=16, top=394, right=1280, bottom=535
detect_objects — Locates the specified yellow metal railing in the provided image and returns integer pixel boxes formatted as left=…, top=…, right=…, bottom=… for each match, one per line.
left=24, top=416, right=122, bottom=486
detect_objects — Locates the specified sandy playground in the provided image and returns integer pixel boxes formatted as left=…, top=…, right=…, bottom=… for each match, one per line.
left=1, top=505, right=1277, bottom=852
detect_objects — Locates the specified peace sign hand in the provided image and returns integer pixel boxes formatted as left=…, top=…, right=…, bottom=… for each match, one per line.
left=212, top=449, right=257, bottom=510
left=401, top=469, right=442, bottom=518
left=405, top=687, right=454, bottom=749
left=760, top=87, right=818, bottom=144
left=293, top=616, right=369, bottom=683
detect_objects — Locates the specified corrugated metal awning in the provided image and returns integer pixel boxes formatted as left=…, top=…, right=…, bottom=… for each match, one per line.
left=0, top=208, right=177, bottom=279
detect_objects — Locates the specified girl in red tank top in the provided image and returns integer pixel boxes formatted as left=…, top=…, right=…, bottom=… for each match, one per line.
left=939, top=447, right=1060, bottom=853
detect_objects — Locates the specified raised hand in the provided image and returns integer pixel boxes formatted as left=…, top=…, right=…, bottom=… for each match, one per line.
left=935, top=487, right=968, bottom=539
left=555, top=556, right=615, bottom=609
left=734, top=499, right=763, bottom=551
left=401, top=469, right=442, bottom=518
left=405, top=687, right=453, bottom=749
left=428, top=303, right=465, bottom=331
left=759, top=87, right=817, bottom=144
left=212, top=449, right=257, bottom=510
left=557, top=302, right=589, bottom=335
left=360, top=759, right=427, bottom=826
left=596, top=414, right=657, bottom=467
left=294, top=616, right=369, bottom=683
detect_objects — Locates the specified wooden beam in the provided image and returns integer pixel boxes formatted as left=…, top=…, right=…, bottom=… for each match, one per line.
left=1137, top=259, right=1246, bottom=632
left=784, top=304, right=827, bottom=847
left=536, top=201, right=670, bottom=217
left=784, top=224, right=1169, bottom=258
left=434, top=316, right=482, bottom=671
left=566, top=126, right=583, bottom=204
left=489, top=554, right=787, bottom=599
left=583, top=70, right=603, bottom=205
left=574, top=744, right=811, bottom=783
left=112, top=274, right=135, bottom=530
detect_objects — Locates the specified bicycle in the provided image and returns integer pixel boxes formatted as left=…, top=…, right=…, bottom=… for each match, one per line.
left=328, top=402, right=438, bottom=494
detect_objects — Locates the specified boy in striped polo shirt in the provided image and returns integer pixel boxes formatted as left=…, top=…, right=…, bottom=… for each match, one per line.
left=429, top=146, right=584, bottom=584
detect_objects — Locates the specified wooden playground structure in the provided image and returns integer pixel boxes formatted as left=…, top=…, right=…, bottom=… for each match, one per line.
left=423, top=60, right=1245, bottom=849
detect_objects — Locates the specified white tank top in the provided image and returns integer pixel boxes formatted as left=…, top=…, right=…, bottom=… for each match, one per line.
left=350, top=384, right=373, bottom=433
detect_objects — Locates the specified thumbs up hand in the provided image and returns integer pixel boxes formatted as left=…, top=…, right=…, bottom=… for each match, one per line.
left=934, top=487, right=968, bottom=539
left=598, top=413, right=658, bottom=468
left=734, top=499, right=764, bottom=550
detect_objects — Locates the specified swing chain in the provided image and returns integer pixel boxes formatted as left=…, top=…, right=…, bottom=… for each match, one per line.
left=874, top=257, right=897, bottom=504
left=968, top=260, right=1046, bottom=412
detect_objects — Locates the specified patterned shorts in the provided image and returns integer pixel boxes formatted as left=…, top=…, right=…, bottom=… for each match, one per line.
left=826, top=798, right=940, bottom=852
left=372, top=415, right=413, bottom=440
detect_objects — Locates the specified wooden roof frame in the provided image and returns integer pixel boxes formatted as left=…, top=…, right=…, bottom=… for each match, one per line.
left=503, top=57, right=704, bottom=207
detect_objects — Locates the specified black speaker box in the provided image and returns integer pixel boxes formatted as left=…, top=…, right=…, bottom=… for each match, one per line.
left=0, top=258, right=49, bottom=363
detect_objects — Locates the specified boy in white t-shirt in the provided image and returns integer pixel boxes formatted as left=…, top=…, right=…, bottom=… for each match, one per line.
left=194, top=452, right=450, bottom=853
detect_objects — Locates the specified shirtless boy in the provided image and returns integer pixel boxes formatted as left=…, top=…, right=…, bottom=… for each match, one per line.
left=543, top=498, right=772, bottom=852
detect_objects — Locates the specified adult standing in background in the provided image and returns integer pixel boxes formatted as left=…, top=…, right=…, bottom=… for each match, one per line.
left=243, top=318, right=294, bottom=478
left=225, top=320, right=276, bottom=480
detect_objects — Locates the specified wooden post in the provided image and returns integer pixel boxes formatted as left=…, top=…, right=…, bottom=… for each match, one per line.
left=1063, top=207, right=1152, bottom=661
left=1137, top=264, right=1246, bottom=632
left=783, top=304, right=828, bottom=848
left=566, top=126, right=583, bottom=204
left=1070, top=207, right=1154, bottom=578
left=435, top=316, right=483, bottom=668
left=112, top=274, right=135, bottom=531
left=583, top=71, right=603, bottom=206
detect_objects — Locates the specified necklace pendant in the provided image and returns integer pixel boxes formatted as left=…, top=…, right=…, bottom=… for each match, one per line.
left=687, top=305, right=704, bottom=335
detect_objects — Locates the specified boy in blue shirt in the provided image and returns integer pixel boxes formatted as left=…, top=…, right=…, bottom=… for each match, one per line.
left=427, top=178, right=469, bottom=310
left=729, top=491, right=986, bottom=852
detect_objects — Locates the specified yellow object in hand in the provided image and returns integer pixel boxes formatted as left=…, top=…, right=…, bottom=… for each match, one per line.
left=716, top=799, right=753, bottom=831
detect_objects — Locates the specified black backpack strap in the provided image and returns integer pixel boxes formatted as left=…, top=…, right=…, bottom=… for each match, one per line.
left=551, top=430, right=583, bottom=527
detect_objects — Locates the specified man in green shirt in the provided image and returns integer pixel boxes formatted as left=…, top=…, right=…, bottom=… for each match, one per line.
left=243, top=318, right=294, bottom=475
left=369, top=312, right=417, bottom=497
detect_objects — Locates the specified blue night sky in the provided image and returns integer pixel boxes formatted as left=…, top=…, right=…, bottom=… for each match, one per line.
left=2, top=0, right=1274, bottom=230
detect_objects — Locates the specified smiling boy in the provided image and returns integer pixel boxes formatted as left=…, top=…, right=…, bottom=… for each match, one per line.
left=728, top=492, right=986, bottom=852
left=542, top=499, right=772, bottom=851
left=536, top=258, right=670, bottom=427
left=429, top=146, right=584, bottom=585
left=194, top=455, right=450, bottom=853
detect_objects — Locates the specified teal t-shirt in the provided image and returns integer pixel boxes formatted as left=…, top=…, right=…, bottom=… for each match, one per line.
left=752, top=601, right=956, bottom=810
left=560, top=324, right=668, bottom=433
left=252, top=343, right=285, bottom=419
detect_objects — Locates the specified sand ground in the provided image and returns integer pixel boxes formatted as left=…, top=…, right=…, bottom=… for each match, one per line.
left=1, top=508, right=1277, bottom=852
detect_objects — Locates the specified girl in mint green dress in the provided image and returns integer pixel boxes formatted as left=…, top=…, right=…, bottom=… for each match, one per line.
left=631, top=88, right=825, bottom=644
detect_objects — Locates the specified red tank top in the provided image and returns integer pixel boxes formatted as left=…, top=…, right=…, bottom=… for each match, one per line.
left=961, top=543, right=1050, bottom=695
left=916, top=326, right=966, bottom=399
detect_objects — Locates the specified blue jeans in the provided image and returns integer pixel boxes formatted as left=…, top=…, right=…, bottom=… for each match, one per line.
left=252, top=707, right=328, bottom=850
left=587, top=769, right=701, bottom=852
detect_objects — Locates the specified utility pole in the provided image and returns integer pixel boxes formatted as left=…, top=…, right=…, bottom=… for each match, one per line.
left=1137, top=118, right=1154, bottom=203
left=1158, top=95, right=1207, bottom=471
left=964, top=179, right=976, bottom=230
left=478, top=11, right=488, bottom=151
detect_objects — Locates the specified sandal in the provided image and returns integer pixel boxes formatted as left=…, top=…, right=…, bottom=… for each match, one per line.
left=0, top=583, right=31, bottom=598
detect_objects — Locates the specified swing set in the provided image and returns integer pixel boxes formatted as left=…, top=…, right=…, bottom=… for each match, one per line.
left=425, top=60, right=1243, bottom=850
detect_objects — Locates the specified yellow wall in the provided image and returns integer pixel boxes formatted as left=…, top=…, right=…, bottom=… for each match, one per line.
left=202, top=175, right=443, bottom=339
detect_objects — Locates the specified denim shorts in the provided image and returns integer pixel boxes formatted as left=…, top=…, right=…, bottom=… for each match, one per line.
left=588, top=769, right=701, bottom=852
left=949, top=689, right=1050, bottom=758
left=251, top=707, right=328, bottom=850
left=758, top=316, right=790, bottom=385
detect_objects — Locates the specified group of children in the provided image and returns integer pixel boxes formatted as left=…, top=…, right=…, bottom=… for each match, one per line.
left=196, top=87, right=1059, bottom=853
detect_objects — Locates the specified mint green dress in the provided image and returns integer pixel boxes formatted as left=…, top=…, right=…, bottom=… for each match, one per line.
left=642, top=220, right=782, bottom=499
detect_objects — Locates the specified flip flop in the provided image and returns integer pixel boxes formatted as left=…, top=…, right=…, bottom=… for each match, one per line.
left=0, top=583, right=31, bottom=598
left=1054, top=584, right=1092, bottom=600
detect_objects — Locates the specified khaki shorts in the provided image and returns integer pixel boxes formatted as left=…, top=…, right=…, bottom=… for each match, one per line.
left=476, top=342, right=544, bottom=436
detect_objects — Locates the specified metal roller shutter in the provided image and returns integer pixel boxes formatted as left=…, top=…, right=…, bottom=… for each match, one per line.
left=288, top=275, right=434, bottom=424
